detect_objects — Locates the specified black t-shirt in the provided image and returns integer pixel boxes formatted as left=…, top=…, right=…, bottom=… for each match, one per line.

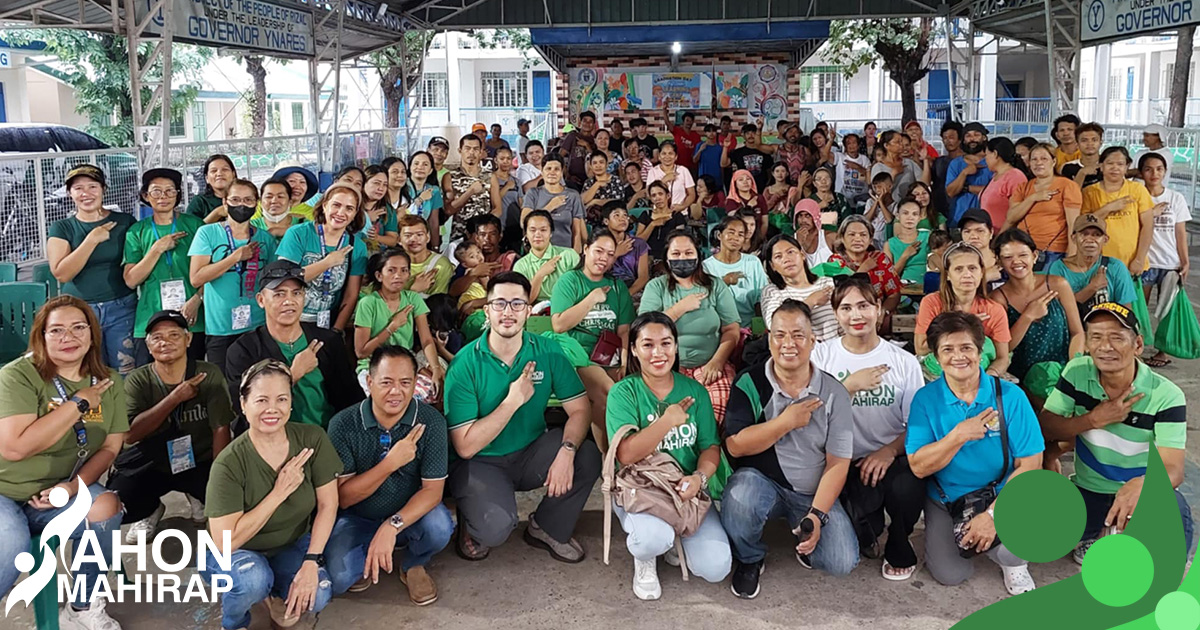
left=1060, top=163, right=1103, bottom=189
left=637, top=210, right=688, bottom=259
left=730, top=147, right=774, bottom=191
left=636, top=135, right=660, bottom=161
left=932, top=155, right=954, bottom=221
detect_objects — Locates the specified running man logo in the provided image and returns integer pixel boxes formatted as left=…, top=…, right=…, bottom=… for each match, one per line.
left=5, top=479, right=91, bottom=616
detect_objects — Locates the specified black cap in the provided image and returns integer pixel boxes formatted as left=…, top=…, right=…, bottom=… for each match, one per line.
left=146, top=310, right=189, bottom=332
left=1084, top=302, right=1139, bottom=335
left=517, top=118, right=531, bottom=127
left=65, top=164, right=106, bottom=189
left=141, top=168, right=183, bottom=195
left=428, top=136, right=450, bottom=149
left=963, top=122, right=989, bottom=137
left=959, top=207, right=993, bottom=230
left=257, top=260, right=305, bottom=292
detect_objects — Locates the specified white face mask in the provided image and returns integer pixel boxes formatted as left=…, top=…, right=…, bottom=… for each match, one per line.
left=262, top=207, right=290, bottom=223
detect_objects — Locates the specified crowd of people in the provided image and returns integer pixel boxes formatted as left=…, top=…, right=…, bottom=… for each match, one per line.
left=0, top=109, right=1192, bottom=630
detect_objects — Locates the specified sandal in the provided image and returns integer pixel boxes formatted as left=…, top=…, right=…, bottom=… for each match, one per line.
left=1144, top=354, right=1173, bottom=368
left=882, top=560, right=917, bottom=581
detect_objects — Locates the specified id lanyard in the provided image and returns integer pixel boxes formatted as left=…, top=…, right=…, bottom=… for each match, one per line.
left=224, top=224, right=259, bottom=297
left=317, top=224, right=348, bottom=301
left=52, top=375, right=97, bottom=475
left=150, top=216, right=178, bottom=268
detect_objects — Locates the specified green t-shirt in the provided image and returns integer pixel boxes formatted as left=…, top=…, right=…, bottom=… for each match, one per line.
left=119, top=360, right=233, bottom=474
left=205, top=422, right=342, bottom=553
left=886, top=230, right=931, bottom=285
left=186, top=192, right=223, bottom=219
left=513, top=245, right=581, bottom=302
left=249, top=214, right=308, bottom=248
left=276, top=332, right=336, bottom=429
left=123, top=213, right=207, bottom=337
left=917, top=215, right=946, bottom=231
left=407, top=251, right=455, bottom=297
left=1043, top=356, right=1186, bottom=495
left=605, top=372, right=728, bottom=499
left=0, top=357, right=128, bottom=501
left=638, top=277, right=739, bottom=368
left=187, top=223, right=279, bottom=337
left=47, top=211, right=137, bottom=303
left=276, top=223, right=369, bottom=325
left=444, top=331, right=586, bottom=457
left=352, top=290, right=430, bottom=372
left=549, top=271, right=634, bottom=356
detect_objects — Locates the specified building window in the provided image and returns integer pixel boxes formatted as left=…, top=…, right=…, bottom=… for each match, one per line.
left=481, top=71, right=528, bottom=108
left=291, top=102, right=305, bottom=130
left=169, top=110, right=186, bottom=138
left=799, top=66, right=849, bottom=102
left=191, top=102, right=207, bottom=140
left=420, top=72, right=449, bottom=109
left=1108, top=74, right=1122, bottom=100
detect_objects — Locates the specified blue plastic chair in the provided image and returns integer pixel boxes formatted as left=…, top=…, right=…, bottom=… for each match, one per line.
left=0, top=262, right=16, bottom=283
left=0, top=282, right=48, bottom=364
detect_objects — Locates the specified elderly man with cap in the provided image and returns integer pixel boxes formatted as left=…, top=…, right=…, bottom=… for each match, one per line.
left=225, top=260, right=363, bottom=430
left=124, top=167, right=207, bottom=367
left=1039, top=302, right=1192, bottom=564
left=271, top=162, right=319, bottom=221
left=1130, top=123, right=1174, bottom=180
left=944, top=122, right=993, bottom=227
left=47, top=164, right=140, bottom=374
left=107, top=308, right=234, bottom=542
left=1047, top=214, right=1139, bottom=315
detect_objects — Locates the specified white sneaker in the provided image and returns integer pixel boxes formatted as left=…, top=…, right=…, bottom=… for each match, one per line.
left=123, top=503, right=165, bottom=544
left=1002, top=565, right=1035, bottom=596
left=187, top=495, right=206, bottom=522
left=632, top=558, right=661, bottom=601
left=60, top=599, right=122, bottom=630
left=663, top=547, right=680, bottom=567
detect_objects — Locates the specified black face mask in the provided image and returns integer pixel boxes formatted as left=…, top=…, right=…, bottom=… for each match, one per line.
left=668, top=258, right=699, bottom=279
left=227, top=205, right=256, bottom=223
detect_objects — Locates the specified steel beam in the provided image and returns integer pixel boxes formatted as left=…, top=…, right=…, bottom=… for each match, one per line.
left=123, top=0, right=172, bottom=168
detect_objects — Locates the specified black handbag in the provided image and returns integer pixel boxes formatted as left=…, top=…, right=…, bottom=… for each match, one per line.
left=933, top=376, right=1009, bottom=558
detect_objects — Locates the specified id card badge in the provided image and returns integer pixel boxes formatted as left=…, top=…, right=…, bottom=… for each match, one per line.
left=232, top=304, right=252, bottom=331
left=160, top=279, right=187, bottom=312
left=317, top=310, right=331, bottom=328
left=167, top=435, right=196, bottom=474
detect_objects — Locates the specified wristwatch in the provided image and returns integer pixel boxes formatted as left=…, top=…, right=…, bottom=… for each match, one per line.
left=390, top=513, right=406, bottom=531
left=68, top=395, right=89, bottom=414
left=986, top=506, right=995, bottom=520
left=696, top=471, right=710, bottom=491
left=560, top=440, right=577, bottom=453
left=808, top=507, right=830, bottom=527
left=302, top=553, right=326, bottom=568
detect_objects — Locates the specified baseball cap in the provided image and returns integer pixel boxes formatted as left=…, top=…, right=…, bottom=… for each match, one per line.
left=428, top=136, right=450, bottom=149
left=146, top=309, right=189, bottom=333
left=1072, top=213, right=1107, bottom=235
left=958, top=208, right=992, bottom=230
left=1144, top=123, right=1168, bottom=137
left=471, top=122, right=487, bottom=133
left=65, top=164, right=106, bottom=189
left=141, top=168, right=183, bottom=195
left=257, top=260, right=305, bottom=292
left=517, top=118, right=531, bottom=126
left=963, top=122, right=989, bottom=137
left=1084, top=302, right=1139, bottom=335
left=903, top=120, right=922, bottom=131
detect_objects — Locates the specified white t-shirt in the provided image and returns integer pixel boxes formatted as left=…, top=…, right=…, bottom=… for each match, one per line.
left=516, top=163, right=542, bottom=188
left=835, top=152, right=871, bottom=199
left=1147, top=188, right=1192, bottom=270
left=646, top=165, right=696, bottom=207
left=805, top=230, right=833, bottom=269
left=811, top=337, right=924, bottom=460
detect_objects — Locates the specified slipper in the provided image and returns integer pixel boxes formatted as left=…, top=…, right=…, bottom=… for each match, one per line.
left=1144, top=356, right=1172, bottom=368
left=882, top=560, right=917, bottom=581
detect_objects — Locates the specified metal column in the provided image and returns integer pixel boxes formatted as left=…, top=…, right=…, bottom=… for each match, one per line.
left=1043, top=0, right=1081, bottom=115
left=124, top=0, right=173, bottom=168
left=310, top=0, right=346, bottom=175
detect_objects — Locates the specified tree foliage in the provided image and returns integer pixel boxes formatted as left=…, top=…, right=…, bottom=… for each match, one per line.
left=823, top=18, right=934, bottom=124
left=0, top=29, right=211, bottom=146
left=468, top=28, right=537, bottom=68
left=370, top=30, right=436, bottom=128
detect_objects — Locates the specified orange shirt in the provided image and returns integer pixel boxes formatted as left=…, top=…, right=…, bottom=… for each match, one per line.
left=915, top=294, right=1012, bottom=344
left=1010, top=176, right=1083, bottom=253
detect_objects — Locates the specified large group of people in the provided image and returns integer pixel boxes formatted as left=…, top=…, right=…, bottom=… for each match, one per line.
left=0, top=110, right=1193, bottom=630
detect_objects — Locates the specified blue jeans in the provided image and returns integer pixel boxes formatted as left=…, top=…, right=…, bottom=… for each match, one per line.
left=0, top=483, right=123, bottom=608
left=1080, top=486, right=1194, bottom=555
left=720, top=467, right=860, bottom=575
left=88, top=293, right=136, bottom=375
left=200, top=534, right=333, bottom=630
left=613, top=503, right=732, bottom=583
left=324, top=504, right=455, bottom=595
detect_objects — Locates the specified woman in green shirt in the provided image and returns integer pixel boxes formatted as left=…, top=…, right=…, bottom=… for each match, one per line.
left=909, top=181, right=944, bottom=230
left=638, top=230, right=740, bottom=423
left=187, top=154, right=237, bottom=223
left=353, top=248, right=441, bottom=389
left=361, top=165, right=399, bottom=252
left=886, top=197, right=931, bottom=286
left=606, top=311, right=730, bottom=600
left=513, top=210, right=580, bottom=302
left=203, top=360, right=342, bottom=630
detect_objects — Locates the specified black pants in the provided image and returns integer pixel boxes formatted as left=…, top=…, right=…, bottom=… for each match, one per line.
left=448, top=428, right=601, bottom=547
left=133, top=332, right=208, bottom=368
left=205, top=333, right=240, bottom=376
left=107, top=459, right=212, bottom=523
left=839, top=456, right=926, bottom=568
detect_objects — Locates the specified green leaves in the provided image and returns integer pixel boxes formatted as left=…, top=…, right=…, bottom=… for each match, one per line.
left=822, top=18, right=935, bottom=122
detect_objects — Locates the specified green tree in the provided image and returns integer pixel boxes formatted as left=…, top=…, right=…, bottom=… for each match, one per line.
left=822, top=18, right=934, bottom=124
left=468, top=28, right=537, bottom=68
left=0, top=29, right=211, bottom=146
left=370, top=30, right=436, bottom=128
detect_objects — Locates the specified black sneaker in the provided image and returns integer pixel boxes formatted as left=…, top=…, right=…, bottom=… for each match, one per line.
left=730, top=559, right=764, bottom=599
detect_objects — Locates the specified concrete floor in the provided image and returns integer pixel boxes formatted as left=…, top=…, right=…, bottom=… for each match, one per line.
left=4, top=267, right=1200, bottom=630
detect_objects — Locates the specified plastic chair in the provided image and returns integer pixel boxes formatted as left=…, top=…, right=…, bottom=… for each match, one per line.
left=0, top=282, right=48, bottom=364
left=32, top=263, right=59, bottom=298
left=0, top=262, right=16, bottom=283
left=30, top=535, right=60, bottom=630
left=524, top=315, right=553, bottom=335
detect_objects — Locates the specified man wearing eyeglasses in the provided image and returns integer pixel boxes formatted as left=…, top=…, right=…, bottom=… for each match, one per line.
left=225, top=260, right=363, bottom=431
left=443, top=272, right=601, bottom=563
left=323, top=345, right=453, bottom=606
left=108, top=309, right=233, bottom=543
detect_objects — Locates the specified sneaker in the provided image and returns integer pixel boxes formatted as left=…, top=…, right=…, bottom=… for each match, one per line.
left=59, top=600, right=121, bottom=630
left=795, top=551, right=813, bottom=570
left=1073, top=539, right=1097, bottom=565
left=730, top=560, right=764, bottom=599
left=632, top=558, right=661, bottom=601
left=347, top=577, right=372, bottom=593
left=187, top=495, right=206, bottom=523
left=1002, top=565, right=1035, bottom=596
left=523, top=514, right=585, bottom=563
left=123, top=503, right=165, bottom=544
left=663, top=547, right=680, bottom=567
left=400, top=566, right=438, bottom=606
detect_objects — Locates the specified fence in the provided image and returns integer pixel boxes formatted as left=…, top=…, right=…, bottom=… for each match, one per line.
left=403, top=108, right=558, bottom=152
left=1078, top=98, right=1200, bottom=127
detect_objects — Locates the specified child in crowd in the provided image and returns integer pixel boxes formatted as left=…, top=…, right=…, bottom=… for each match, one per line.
left=865, top=171, right=895, bottom=247
left=924, top=228, right=951, bottom=294
left=454, top=241, right=488, bottom=316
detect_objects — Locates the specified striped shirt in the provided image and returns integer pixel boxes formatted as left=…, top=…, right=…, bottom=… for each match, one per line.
left=1043, top=356, right=1186, bottom=495
left=760, top=277, right=840, bottom=342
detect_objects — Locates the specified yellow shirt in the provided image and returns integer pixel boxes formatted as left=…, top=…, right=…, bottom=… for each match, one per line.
left=1055, top=147, right=1081, bottom=172
left=1081, top=180, right=1154, bottom=268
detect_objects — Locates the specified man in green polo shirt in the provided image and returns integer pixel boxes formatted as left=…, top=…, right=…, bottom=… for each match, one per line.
left=1040, top=302, right=1192, bottom=564
left=444, top=272, right=601, bottom=563
left=325, top=345, right=453, bottom=606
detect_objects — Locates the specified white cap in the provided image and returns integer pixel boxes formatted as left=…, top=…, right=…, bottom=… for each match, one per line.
left=1144, top=123, right=1168, bottom=136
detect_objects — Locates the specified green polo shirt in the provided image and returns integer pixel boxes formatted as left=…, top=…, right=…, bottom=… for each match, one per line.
left=1044, top=356, right=1186, bottom=495
left=277, top=332, right=336, bottom=429
left=47, top=211, right=138, bottom=303
left=327, top=398, right=448, bottom=521
left=444, top=331, right=586, bottom=457
left=513, top=245, right=581, bottom=302
left=123, top=212, right=207, bottom=337
left=352, top=290, right=429, bottom=372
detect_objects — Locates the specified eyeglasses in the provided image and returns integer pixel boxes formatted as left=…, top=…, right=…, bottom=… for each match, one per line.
left=147, top=188, right=177, bottom=199
left=240, top=359, right=292, bottom=390
left=45, top=323, right=90, bottom=340
left=487, top=299, right=528, bottom=312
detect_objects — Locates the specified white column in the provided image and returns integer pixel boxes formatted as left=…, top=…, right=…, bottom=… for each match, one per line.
left=979, top=39, right=998, bottom=122
left=868, top=64, right=883, bottom=119
left=446, top=32, right=462, bottom=126
left=1094, top=44, right=1112, bottom=121
left=1140, top=53, right=1155, bottom=124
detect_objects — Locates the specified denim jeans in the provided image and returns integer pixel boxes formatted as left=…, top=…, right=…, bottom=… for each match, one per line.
left=613, top=503, right=732, bottom=583
left=200, top=534, right=333, bottom=630
left=720, top=467, right=860, bottom=575
left=0, top=483, right=123, bottom=608
left=323, top=504, right=455, bottom=595
left=1080, top=486, right=1195, bottom=555
left=88, top=293, right=136, bottom=375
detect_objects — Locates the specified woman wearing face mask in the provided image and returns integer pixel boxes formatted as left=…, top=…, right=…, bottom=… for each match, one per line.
left=272, top=163, right=319, bottom=221
left=361, top=165, right=399, bottom=252
left=760, top=234, right=839, bottom=339
left=513, top=210, right=580, bottom=303
left=639, top=230, right=741, bottom=422
left=188, top=154, right=238, bottom=223
left=830, top=216, right=902, bottom=317
left=601, top=202, right=651, bottom=297
left=353, top=248, right=442, bottom=392
left=276, top=183, right=370, bottom=332
left=704, top=216, right=768, bottom=328
left=47, top=165, right=139, bottom=374
left=646, top=141, right=696, bottom=213
left=724, top=169, right=767, bottom=242
left=915, top=242, right=1012, bottom=377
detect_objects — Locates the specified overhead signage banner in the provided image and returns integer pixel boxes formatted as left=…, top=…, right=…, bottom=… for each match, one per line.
left=137, top=0, right=315, bottom=56
left=1081, top=0, right=1198, bottom=43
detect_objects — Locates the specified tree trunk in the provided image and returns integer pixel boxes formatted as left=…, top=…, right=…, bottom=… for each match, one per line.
left=381, top=66, right=403, bottom=128
left=244, top=56, right=268, bottom=138
left=900, top=79, right=917, bottom=124
left=1168, top=26, right=1195, bottom=128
